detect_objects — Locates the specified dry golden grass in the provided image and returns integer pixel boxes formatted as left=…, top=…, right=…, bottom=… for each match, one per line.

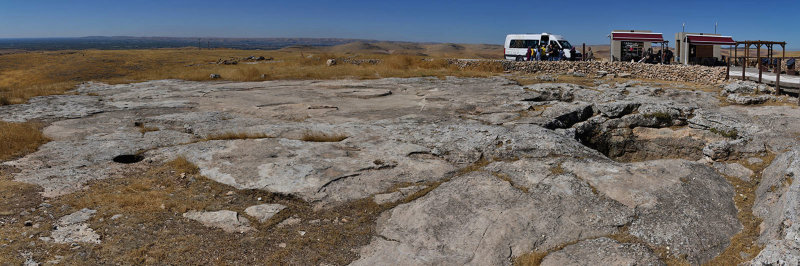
left=0, top=121, right=49, bottom=162
left=514, top=251, right=549, bottom=265
left=492, top=172, right=530, bottom=193
left=549, top=163, right=566, bottom=175
left=0, top=177, right=44, bottom=264
left=0, top=49, right=503, bottom=105
left=513, top=74, right=602, bottom=88
left=166, top=156, right=200, bottom=175
left=300, top=131, right=349, bottom=142
left=706, top=153, right=776, bottom=265
left=203, top=131, right=273, bottom=141
left=135, top=123, right=159, bottom=134
left=0, top=156, right=399, bottom=264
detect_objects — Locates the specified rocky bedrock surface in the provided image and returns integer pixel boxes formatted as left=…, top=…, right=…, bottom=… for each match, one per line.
left=2, top=77, right=799, bottom=265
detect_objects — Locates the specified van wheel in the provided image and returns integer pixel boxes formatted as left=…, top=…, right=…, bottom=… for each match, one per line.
left=515, top=56, right=523, bottom=61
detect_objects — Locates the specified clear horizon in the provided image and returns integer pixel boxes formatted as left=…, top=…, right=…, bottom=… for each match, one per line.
left=2, top=0, right=799, bottom=49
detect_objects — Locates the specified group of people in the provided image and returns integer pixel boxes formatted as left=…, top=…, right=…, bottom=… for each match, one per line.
left=525, top=44, right=563, bottom=61
left=524, top=45, right=594, bottom=62
left=638, top=48, right=674, bottom=64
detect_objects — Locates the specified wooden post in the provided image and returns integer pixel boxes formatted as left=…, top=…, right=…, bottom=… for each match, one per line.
left=758, top=44, right=762, bottom=83
left=582, top=43, right=586, bottom=61
left=776, top=57, right=781, bottom=94
left=742, top=44, right=747, bottom=81
left=726, top=57, right=730, bottom=80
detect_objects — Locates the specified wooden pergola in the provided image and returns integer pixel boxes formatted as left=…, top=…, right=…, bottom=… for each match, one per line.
left=731, top=40, right=787, bottom=88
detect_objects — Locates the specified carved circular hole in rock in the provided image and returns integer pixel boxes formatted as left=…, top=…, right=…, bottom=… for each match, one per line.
left=113, top=154, right=144, bottom=164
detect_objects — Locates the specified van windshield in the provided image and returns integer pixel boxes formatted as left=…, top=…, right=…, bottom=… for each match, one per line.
left=558, top=41, right=573, bottom=49
left=509, top=40, right=539, bottom=48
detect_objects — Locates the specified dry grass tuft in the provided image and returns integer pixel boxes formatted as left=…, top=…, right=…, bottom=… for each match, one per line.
left=204, top=132, right=273, bottom=141
left=706, top=153, right=777, bottom=265
left=0, top=121, right=49, bottom=161
left=549, top=163, right=566, bottom=175
left=606, top=229, right=689, bottom=266
left=513, top=74, right=601, bottom=88
left=166, top=156, right=200, bottom=175
left=136, top=123, right=159, bottom=134
left=514, top=251, right=549, bottom=266
left=384, top=55, right=418, bottom=70
left=33, top=157, right=391, bottom=264
left=492, top=172, right=529, bottom=193
left=300, top=131, right=348, bottom=142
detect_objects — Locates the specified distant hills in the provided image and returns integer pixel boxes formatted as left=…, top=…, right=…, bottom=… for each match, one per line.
left=0, top=36, right=428, bottom=51
left=283, top=41, right=503, bottom=59
left=0, top=36, right=630, bottom=59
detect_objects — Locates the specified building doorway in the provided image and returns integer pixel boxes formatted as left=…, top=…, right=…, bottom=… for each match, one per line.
left=621, top=41, right=643, bottom=62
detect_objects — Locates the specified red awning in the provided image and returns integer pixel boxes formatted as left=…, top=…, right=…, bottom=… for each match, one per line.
left=686, top=35, right=735, bottom=45
left=611, top=32, right=664, bottom=42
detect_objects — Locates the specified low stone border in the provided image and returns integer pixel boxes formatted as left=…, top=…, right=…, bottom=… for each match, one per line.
left=449, top=60, right=728, bottom=84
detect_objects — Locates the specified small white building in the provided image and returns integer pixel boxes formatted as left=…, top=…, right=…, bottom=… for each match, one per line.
left=674, top=32, right=735, bottom=65
left=609, top=30, right=665, bottom=62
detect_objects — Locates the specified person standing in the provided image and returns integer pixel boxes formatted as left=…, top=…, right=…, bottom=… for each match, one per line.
left=638, top=48, right=651, bottom=63
left=526, top=46, right=532, bottom=61
left=587, top=47, right=594, bottom=61
left=664, top=49, right=673, bottom=64
left=545, top=45, right=551, bottom=61
left=570, top=46, right=577, bottom=61
left=541, top=45, right=548, bottom=61
left=535, top=45, right=541, bottom=61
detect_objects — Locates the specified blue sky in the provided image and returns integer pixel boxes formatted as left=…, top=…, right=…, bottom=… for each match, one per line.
left=1, top=0, right=798, bottom=48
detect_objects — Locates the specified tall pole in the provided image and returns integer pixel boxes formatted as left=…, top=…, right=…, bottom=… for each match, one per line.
left=777, top=56, right=781, bottom=94
left=582, top=43, right=586, bottom=61
left=726, top=56, right=730, bottom=80
left=758, top=44, right=762, bottom=83
left=742, top=44, right=747, bottom=81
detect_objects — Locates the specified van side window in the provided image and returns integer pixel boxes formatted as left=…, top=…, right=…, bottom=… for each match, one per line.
left=510, top=40, right=539, bottom=48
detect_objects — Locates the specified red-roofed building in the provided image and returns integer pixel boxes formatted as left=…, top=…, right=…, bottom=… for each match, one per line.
left=675, top=32, right=735, bottom=65
left=609, top=30, right=666, bottom=62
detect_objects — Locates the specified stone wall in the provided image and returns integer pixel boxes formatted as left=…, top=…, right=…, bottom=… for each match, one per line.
left=450, top=60, right=729, bottom=84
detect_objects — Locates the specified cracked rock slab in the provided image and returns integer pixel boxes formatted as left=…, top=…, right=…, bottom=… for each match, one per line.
left=713, top=162, right=754, bottom=181
left=373, top=185, right=427, bottom=205
left=49, top=208, right=101, bottom=244
left=353, top=171, right=632, bottom=265
left=152, top=136, right=453, bottom=206
left=183, top=210, right=254, bottom=233
left=749, top=149, right=800, bottom=265
left=564, top=159, right=741, bottom=264
left=244, top=204, right=287, bottom=223
left=541, top=237, right=664, bottom=266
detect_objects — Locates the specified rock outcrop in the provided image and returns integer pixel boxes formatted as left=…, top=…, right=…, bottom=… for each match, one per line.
left=183, top=210, right=254, bottom=233
left=48, top=208, right=101, bottom=244
left=3, top=77, right=800, bottom=264
left=748, top=149, right=800, bottom=265
left=540, top=237, right=663, bottom=266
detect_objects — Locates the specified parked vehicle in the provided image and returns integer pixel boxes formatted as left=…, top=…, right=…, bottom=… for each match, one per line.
left=504, top=33, right=578, bottom=61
